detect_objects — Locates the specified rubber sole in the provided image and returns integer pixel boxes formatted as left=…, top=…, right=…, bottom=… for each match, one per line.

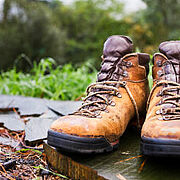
left=141, top=136, right=180, bottom=157
left=47, top=130, right=119, bottom=154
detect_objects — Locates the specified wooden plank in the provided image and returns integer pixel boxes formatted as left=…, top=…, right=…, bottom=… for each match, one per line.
left=43, top=143, right=106, bottom=180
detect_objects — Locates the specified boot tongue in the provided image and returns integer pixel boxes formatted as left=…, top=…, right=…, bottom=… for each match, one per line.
left=159, top=41, right=180, bottom=83
left=98, top=35, right=133, bottom=82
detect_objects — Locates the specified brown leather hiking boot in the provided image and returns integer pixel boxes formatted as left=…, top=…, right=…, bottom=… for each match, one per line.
left=48, top=35, right=150, bottom=153
left=141, top=41, right=180, bottom=157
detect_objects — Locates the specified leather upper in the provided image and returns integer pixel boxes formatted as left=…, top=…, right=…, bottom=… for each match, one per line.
left=50, top=35, right=150, bottom=143
left=142, top=41, right=180, bottom=140
left=98, top=35, right=149, bottom=82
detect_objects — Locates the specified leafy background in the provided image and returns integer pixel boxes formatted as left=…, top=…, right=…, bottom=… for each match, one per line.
left=0, top=0, right=179, bottom=100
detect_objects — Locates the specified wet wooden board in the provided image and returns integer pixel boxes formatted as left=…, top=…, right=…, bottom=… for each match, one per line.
left=44, top=143, right=106, bottom=180
left=44, top=128, right=180, bottom=180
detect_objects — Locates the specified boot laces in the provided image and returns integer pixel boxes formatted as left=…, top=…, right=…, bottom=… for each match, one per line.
left=73, top=57, right=130, bottom=118
left=148, top=80, right=180, bottom=121
left=73, top=81, right=125, bottom=118
left=73, top=79, right=145, bottom=128
left=72, top=57, right=147, bottom=128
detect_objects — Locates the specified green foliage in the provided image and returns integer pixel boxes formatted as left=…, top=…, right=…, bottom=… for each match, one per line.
left=142, top=0, right=180, bottom=43
left=0, top=0, right=66, bottom=70
left=0, top=58, right=97, bottom=100
left=52, top=0, right=125, bottom=67
left=0, top=0, right=180, bottom=71
left=0, top=57, right=154, bottom=100
left=0, top=0, right=163, bottom=70
left=15, top=148, right=42, bottom=155
left=148, top=63, right=153, bottom=90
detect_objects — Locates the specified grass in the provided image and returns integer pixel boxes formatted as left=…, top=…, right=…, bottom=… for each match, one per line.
left=148, top=63, right=153, bottom=89
left=0, top=58, right=153, bottom=101
left=0, top=58, right=97, bottom=100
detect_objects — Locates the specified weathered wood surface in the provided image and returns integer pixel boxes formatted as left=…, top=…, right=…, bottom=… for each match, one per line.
left=44, top=143, right=106, bottom=180
left=44, top=130, right=139, bottom=180
left=44, top=129, right=180, bottom=180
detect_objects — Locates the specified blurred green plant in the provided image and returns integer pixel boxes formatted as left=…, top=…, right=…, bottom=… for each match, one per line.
left=0, top=58, right=97, bottom=100
left=0, top=0, right=66, bottom=70
left=148, top=62, right=153, bottom=90
left=0, top=57, right=154, bottom=101
left=1, top=0, right=174, bottom=71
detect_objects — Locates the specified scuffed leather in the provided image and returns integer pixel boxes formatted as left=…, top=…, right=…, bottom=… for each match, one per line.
left=98, top=35, right=133, bottom=82
left=142, top=41, right=180, bottom=140
left=98, top=35, right=149, bottom=82
left=159, top=41, right=180, bottom=60
left=103, top=35, right=133, bottom=57
left=50, top=35, right=150, bottom=143
left=156, top=41, right=180, bottom=82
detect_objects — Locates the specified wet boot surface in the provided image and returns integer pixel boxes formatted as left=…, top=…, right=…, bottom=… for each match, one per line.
left=141, top=41, right=180, bottom=157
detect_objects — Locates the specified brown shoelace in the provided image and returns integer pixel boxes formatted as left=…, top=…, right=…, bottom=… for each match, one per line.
left=73, top=79, right=147, bottom=128
left=147, top=80, right=180, bottom=121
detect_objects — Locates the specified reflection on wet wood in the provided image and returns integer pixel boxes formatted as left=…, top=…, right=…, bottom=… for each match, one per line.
left=116, top=173, right=127, bottom=180
left=44, top=143, right=106, bottom=180
left=114, top=155, right=143, bottom=165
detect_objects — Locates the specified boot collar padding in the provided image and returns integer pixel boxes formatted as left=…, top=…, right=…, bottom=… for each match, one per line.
left=159, top=41, right=180, bottom=61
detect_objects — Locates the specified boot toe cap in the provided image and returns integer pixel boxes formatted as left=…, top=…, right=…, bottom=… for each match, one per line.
left=142, top=118, right=180, bottom=140
left=50, top=115, right=104, bottom=137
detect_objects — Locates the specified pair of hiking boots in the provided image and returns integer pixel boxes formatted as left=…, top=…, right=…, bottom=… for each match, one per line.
left=48, top=35, right=180, bottom=157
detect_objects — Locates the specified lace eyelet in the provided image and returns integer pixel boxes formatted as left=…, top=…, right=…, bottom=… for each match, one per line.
left=161, top=109, right=168, bottom=115
left=156, top=109, right=161, bottom=115
left=104, top=109, right=109, bottom=113
left=156, top=90, right=163, bottom=97
left=156, top=60, right=162, bottom=67
left=110, top=101, right=116, bottom=106
left=123, top=71, right=128, bottom=77
left=122, top=81, right=126, bottom=86
left=156, top=108, right=166, bottom=115
left=127, top=61, right=132, bottom=67
left=96, top=115, right=102, bottom=118
left=157, top=70, right=164, bottom=77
